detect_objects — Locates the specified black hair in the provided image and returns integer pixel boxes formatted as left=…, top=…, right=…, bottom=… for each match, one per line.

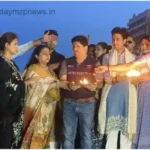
left=71, top=35, right=88, bottom=47
left=127, top=33, right=135, bottom=40
left=97, top=42, right=111, bottom=53
left=26, top=45, right=49, bottom=69
left=97, top=42, right=108, bottom=50
left=111, top=27, right=128, bottom=39
left=0, top=32, right=18, bottom=51
left=44, top=29, right=58, bottom=36
left=107, top=45, right=112, bottom=51
left=142, top=35, right=150, bottom=41
left=88, top=44, right=96, bottom=49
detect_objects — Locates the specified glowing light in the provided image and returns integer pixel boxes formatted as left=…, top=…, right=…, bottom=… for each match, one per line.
left=126, top=70, right=141, bottom=77
left=80, top=78, right=88, bottom=85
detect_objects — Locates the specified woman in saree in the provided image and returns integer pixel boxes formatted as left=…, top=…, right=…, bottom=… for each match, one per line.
left=21, top=45, right=67, bottom=149
left=95, top=35, right=150, bottom=148
left=0, top=32, right=37, bottom=148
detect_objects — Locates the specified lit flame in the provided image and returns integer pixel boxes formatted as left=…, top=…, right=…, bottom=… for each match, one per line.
left=126, top=70, right=141, bottom=77
left=80, top=78, right=88, bottom=85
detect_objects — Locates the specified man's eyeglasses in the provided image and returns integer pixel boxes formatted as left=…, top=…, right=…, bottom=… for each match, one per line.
left=126, top=41, right=133, bottom=44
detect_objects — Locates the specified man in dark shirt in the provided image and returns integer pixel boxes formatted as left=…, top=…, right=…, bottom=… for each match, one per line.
left=44, top=29, right=65, bottom=76
left=59, top=35, right=102, bottom=149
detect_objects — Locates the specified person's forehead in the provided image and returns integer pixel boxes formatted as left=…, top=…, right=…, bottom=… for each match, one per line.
left=11, top=38, right=18, bottom=43
left=113, top=33, right=123, bottom=39
left=142, top=39, right=150, bottom=44
left=96, top=45, right=103, bottom=48
left=73, top=41, right=82, bottom=46
left=51, top=34, right=58, bottom=40
left=127, top=36, right=134, bottom=41
left=41, top=48, right=51, bottom=54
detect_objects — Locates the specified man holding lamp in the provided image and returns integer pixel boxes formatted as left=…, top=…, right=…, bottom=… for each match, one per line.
left=59, top=35, right=102, bottom=149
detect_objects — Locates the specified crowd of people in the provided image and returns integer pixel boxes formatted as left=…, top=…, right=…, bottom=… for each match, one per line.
left=0, top=26, right=150, bottom=149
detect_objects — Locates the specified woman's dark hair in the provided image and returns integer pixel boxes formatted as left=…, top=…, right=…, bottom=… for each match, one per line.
left=108, top=45, right=112, bottom=51
left=127, top=33, right=135, bottom=40
left=97, top=42, right=110, bottom=53
left=142, top=35, right=150, bottom=41
left=26, top=45, right=49, bottom=69
left=97, top=42, right=108, bottom=49
left=0, top=32, right=18, bottom=51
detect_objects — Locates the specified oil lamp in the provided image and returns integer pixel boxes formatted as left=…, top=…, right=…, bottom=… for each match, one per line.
left=126, top=70, right=141, bottom=86
left=126, top=70, right=141, bottom=77
left=80, top=78, right=88, bottom=87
